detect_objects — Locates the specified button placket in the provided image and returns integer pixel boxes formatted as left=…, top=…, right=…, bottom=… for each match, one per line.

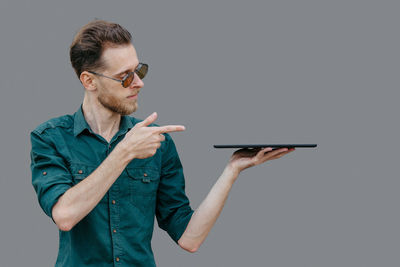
left=109, top=166, right=123, bottom=264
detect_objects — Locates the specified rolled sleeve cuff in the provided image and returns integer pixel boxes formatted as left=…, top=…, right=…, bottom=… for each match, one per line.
left=168, top=209, right=195, bottom=244
left=39, top=184, right=71, bottom=222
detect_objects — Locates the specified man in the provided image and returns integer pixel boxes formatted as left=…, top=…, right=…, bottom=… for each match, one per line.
left=30, top=20, right=295, bottom=266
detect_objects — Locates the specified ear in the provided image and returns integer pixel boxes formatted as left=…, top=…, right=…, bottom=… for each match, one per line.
left=80, top=71, right=97, bottom=91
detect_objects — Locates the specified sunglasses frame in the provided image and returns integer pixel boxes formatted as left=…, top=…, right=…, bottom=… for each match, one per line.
left=88, top=63, right=148, bottom=88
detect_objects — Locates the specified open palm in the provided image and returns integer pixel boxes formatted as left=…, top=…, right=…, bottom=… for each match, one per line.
left=228, top=147, right=295, bottom=173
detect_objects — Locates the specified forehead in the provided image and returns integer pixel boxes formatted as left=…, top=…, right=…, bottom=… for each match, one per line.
left=101, top=44, right=139, bottom=74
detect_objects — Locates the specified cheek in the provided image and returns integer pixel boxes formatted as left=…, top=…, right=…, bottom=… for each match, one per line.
left=98, top=78, right=120, bottom=91
left=98, top=83, right=121, bottom=97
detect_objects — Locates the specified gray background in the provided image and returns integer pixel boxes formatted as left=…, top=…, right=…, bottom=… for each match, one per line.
left=0, top=0, right=399, bottom=266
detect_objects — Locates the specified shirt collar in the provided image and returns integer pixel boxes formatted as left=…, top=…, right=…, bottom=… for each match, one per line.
left=119, top=113, right=134, bottom=133
left=73, top=105, right=92, bottom=137
left=73, top=105, right=135, bottom=137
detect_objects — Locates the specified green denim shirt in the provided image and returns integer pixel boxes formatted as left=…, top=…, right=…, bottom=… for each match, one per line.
left=30, top=106, right=194, bottom=267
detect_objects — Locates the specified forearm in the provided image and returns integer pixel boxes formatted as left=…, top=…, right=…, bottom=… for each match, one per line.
left=52, top=145, right=130, bottom=231
left=178, top=164, right=239, bottom=252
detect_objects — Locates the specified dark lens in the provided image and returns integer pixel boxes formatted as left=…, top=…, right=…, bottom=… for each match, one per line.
left=122, top=72, right=134, bottom=87
left=135, top=63, right=148, bottom=79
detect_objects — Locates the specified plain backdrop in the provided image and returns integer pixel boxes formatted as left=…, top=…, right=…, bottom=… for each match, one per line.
left=1, top=0, right=399, bottom=266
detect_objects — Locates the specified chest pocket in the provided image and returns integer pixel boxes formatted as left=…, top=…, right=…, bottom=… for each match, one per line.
left=126, top=167, right=160, bottom=215
left=69, top=164, right=108, bottom=204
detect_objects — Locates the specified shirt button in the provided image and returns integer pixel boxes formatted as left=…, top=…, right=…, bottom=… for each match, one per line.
left=78, top=170, right=83, bottom=174
left=113, top=229, right=117, bottom=233
left=42, top=171, right=47, bottom=176
left=116, top=257, right=120, bottom=262
left=143, top=173, right=148, bottom=177
left=112, top=200, right=116, bottom=204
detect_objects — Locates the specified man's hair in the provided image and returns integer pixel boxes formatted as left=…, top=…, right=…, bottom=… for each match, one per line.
left=70, top=20, right=132, bottom=78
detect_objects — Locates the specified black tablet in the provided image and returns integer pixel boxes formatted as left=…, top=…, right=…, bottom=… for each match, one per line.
left=213, top=144, right=317, bottom=149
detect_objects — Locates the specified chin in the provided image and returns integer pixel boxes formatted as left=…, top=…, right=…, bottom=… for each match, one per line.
left=98, top=93, right=138, bottom=115
left=120, top=103, right=137, bottom=115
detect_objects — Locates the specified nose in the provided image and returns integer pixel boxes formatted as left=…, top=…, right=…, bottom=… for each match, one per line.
left=129, top=73, right=144, bottom=88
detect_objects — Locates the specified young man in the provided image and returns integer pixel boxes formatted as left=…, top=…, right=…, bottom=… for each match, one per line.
left=30, top=20, right=295, bottom=266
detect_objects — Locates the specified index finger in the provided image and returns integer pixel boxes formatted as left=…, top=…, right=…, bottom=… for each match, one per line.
left=153, top=125, right=186, bottom=133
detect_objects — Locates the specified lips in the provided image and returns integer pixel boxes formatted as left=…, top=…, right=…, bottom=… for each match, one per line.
left=127, top=93, right=138, bottom=99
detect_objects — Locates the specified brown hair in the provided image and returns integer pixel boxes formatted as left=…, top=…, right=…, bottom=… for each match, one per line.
left=69, top=20, right=132, bottom=78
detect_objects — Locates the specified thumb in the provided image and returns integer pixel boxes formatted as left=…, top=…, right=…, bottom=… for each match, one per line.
left=136, top=112, right=158, bottom=128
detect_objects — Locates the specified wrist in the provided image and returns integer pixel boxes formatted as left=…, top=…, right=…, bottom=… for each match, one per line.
left=113, top=142, right=135, bottom=165
left=223, top=163, right=240, bottom=181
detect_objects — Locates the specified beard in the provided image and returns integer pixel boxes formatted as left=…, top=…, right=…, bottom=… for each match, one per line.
left=98, top=91, right=137, bottom=115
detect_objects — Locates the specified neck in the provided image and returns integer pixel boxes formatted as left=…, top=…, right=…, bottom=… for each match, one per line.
left=82, top=95, right=121, bottom=143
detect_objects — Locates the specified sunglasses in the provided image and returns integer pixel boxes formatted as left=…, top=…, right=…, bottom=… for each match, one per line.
left=88, top=63, right=148, bottom=88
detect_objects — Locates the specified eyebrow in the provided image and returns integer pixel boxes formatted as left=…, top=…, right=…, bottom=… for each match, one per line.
left=114, top=63, right=139, bottom=77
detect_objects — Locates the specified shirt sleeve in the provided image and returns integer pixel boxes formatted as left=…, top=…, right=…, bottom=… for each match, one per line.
left=30, top=130, right=73, bottom=221
left=156, top=133, right=194, bottom=244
